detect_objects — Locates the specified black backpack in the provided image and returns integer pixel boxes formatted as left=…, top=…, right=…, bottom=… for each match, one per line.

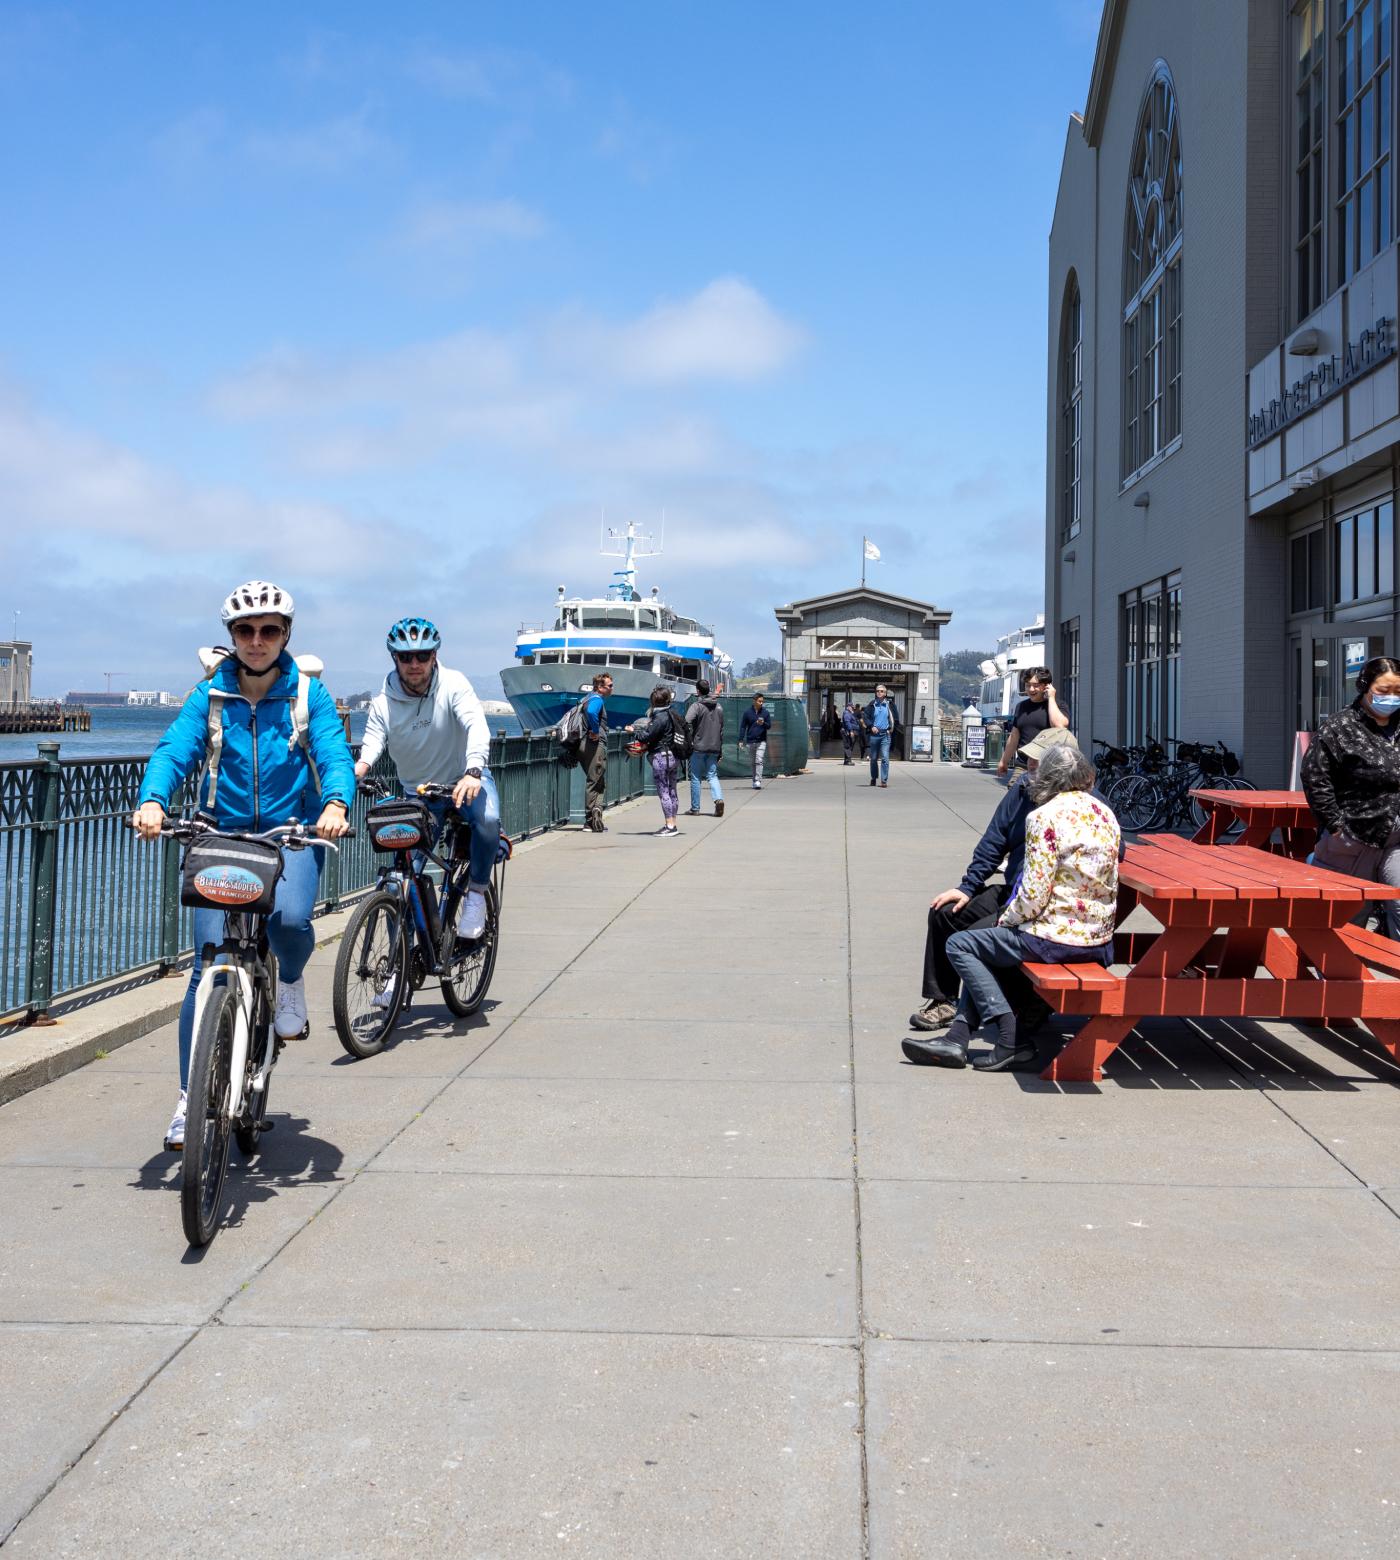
left=556, top=697, right=590, bottom=768
left=668, top=707, right=694, bottom=760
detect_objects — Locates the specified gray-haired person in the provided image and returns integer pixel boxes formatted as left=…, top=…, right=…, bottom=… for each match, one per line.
left=906, top=745, right=1120, bottom=1072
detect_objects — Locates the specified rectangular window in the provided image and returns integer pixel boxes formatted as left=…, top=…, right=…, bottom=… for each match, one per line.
left=1332, top=499, right=1398, bottom=602
left=1334, top=0, right=1393, bottom=290
left=1336, top=514, right=1357, bottom=600
left=1121, top=573, right=1182, bottom=745
left=1060, top=288, right=1083, bottom=543
left=1380, top=500, right=1395, bottom=592
left=1059, top=618, right=1081, bottom=733
left=1296, top=0, right=1328, bottom=319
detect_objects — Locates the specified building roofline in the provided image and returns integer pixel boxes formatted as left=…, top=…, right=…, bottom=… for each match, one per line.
left=1082, top=0, right=1125, bottom=147
left=774, top=586, right=952, bottom=629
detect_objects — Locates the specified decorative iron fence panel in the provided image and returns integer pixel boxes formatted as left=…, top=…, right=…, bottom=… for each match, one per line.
left=1, top=730, right=644, bottom=1023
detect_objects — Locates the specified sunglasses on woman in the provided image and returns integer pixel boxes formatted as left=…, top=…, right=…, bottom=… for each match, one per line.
left=395, top=650, right=435, bottom=664
left=231, top=623, right=286, bottom=643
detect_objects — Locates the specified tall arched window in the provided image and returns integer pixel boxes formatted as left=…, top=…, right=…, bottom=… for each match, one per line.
left=1060, top=277, right=1082, bottom=543
left=1123, top=63, right=1182, bottom=482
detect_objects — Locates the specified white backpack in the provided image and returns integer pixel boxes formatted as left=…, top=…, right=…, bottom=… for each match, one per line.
left=196, top=647, right=324, bottom=811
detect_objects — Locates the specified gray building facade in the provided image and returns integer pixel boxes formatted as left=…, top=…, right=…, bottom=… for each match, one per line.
left=1047, top=0, right=1303, bottom=778
left=0, top=640, right=33, bottom=706
left=775, top=587, right=951, bottom=759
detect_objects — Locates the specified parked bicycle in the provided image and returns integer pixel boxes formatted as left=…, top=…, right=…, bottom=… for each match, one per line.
left=1109, top=739, right=1255, bottom=833
left=137, top=816, right=346, bottom=1247
left=332, top=778, right=511, bottom=1058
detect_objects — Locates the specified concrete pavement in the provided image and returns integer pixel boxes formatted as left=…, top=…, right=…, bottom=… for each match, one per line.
left=3, top=762, right=1400, bottom=1556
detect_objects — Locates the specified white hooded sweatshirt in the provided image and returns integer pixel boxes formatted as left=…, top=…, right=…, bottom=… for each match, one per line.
left=359, top=665, right=491, bottom=792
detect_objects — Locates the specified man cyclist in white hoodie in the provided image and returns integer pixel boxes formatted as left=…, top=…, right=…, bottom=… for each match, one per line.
left=354, top=617, right=500, bottom=941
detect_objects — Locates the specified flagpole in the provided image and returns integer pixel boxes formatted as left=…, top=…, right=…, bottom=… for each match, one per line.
left=861, top=535, right=866, bottom=589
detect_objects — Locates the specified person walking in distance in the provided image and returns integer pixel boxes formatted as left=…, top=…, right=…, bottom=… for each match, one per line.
left=997, top=666, right=1070, bottom=778
left=581, top=672, right=613, bottom=833
left=841, top=700, right=860, bottom=765
left=685, top=680, right=725, bottom=817
left=863, top=684, right=899, bottom=787
left=628, top=685, right=685, bottom=837
left=739, top=692, right=773, bottom=790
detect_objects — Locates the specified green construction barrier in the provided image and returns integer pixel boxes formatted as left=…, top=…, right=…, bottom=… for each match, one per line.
left=678, top=692, right=808, bottom=780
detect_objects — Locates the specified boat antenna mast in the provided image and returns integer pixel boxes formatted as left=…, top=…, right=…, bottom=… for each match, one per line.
left=599, top=510, right=662, bottom=601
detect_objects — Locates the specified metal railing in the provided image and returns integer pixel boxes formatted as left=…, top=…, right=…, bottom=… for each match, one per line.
left=0, top=731, right=647, bottom=1025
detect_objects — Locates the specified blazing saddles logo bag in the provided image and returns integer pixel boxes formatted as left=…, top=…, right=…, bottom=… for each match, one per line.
left=366, top=797, right=433, bottom=853
left=180, top=837, right=284, bottom=915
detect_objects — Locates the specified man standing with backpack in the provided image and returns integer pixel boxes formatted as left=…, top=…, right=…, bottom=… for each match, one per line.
left=580, top=671, right=612, bottom=833
left=684, top=680, right=725, bottom=817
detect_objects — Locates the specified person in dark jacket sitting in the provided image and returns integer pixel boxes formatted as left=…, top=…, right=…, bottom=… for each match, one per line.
left=628, top=685, right=685, bottom=838
left=1302, top=655, right=1400, bottom=935
left=901, top=728, right=1104, bottom=1061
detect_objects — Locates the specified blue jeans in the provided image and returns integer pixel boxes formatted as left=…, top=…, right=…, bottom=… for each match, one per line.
left=423, top=770, right=502, bottom=892
left=178, top=843, right=322, bottom=1089
left=689, top=752, right=723, bottom=810
left=945, top=925, right=1029, bottom=1026
left=868, top=731, right=891, bottom=783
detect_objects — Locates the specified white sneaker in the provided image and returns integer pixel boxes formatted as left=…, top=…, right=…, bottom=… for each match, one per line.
left=457, top=890, right=488, bottom=940
left=371, top=973, right=398, bottom=1009
left=164, top=1090, right=187, bottom=1153
left=274, top=975, right=309, bottom=1039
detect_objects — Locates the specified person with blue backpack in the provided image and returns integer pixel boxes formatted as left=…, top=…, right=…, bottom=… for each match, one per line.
left=133, top=580, right=355, bottom=1153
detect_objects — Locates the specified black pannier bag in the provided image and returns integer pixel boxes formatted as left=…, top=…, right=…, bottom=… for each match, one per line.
left=181, top=837, right=285, bottom=915
left=367, top=797, right=433, bottom=853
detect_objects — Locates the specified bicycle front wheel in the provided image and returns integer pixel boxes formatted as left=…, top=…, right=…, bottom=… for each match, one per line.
left=332, top=891, right=408, bottom=1058
left=1114, top=775, right=1162, bottom=833
left=440, top=883, right=499, bottom=1017
left=235, top=974, right=274, bottom=1158
left=183, top=980, right=236, bottom=1247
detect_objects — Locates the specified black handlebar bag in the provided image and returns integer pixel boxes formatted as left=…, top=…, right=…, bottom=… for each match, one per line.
left=180, top=838, right=284, bottom=914
left=367, top=797, right=433, bottom=853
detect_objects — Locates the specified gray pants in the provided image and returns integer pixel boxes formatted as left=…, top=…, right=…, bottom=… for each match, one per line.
left=580, top=736, right=607, bottom=828
left=1313, top=828, right=1400, bottom=937
left=749, top=741, right=766, bottom=786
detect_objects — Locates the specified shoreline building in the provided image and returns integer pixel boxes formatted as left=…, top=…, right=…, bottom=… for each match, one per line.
left=1, top=640, right=33, bottom=706
left=1046, top=0, right=1400, bottom=780
left=775, top=587, right=950, bottom=759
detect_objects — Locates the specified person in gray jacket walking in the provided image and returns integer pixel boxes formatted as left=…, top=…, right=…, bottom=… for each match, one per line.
left=684, top=682, right=725, bottom=817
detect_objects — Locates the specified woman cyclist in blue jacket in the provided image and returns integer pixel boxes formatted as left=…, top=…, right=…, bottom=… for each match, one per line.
left=132, top=580, right=355, bottom=1152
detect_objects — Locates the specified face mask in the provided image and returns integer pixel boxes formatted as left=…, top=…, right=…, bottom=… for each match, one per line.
left=1370, top=693, right=1400, bottom=716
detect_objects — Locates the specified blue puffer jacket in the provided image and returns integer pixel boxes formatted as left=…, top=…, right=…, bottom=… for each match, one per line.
left=139, top=653, right=356, bottom=831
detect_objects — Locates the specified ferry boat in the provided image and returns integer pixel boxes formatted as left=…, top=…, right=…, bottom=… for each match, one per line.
left=500, top=520, right=733, bottom=732
left=976, top=615, right=1047, bottom=722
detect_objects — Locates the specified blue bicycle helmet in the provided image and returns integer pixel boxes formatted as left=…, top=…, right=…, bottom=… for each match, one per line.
left=386, top=616, right=442, bottom=654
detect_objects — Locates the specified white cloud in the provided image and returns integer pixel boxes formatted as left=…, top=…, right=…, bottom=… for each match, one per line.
left=243, top=109, right=389, bottom=175
left=404, top=46, right=573, bottom=109
left=398, top=196, right=548, bottom=252
left=207, top=278, right=804, bottom=475
left=608, top=277, right=806, bottom=384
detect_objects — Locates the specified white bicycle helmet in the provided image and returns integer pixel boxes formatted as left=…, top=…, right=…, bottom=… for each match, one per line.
left=221, top=580, right=296, bottom=626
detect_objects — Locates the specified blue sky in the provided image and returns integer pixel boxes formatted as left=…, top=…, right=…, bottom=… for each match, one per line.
left=1, top=0, right=1102, bottom=698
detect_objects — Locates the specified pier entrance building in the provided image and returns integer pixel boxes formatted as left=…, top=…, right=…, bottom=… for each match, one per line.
left=774, top=588, right=951, bottom=759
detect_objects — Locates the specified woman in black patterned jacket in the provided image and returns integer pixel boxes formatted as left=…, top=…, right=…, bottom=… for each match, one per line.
left=1301, top=655, right=1400, bottom=935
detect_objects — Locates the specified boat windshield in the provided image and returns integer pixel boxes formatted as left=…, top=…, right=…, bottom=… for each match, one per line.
left=556, top=605, right=639, bottom=630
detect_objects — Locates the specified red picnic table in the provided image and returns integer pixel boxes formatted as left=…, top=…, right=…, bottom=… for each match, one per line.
left=1025, top=833, right=1400, bottom=1083
left=1190, top=787, right=1317, bottom=857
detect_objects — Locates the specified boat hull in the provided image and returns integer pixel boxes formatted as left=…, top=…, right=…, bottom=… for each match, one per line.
left=500, top=663, right=699, bottom=732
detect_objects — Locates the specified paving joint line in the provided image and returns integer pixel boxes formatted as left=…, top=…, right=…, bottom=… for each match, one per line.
left=842, top=766, right=872, bottom=1560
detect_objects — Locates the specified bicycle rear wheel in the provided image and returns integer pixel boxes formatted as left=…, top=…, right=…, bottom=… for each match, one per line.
left=332, top=891, right=408, bottom=1058
left=440, top=882, right=499, bottom=1017
left=183, top=981, right=236, bottom=1247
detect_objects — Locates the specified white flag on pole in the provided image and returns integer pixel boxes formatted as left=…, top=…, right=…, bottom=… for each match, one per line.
left=863, top=538, right=881, bottom=561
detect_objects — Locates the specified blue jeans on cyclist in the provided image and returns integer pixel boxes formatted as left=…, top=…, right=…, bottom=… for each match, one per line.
left=421, top=770, right=501, bottom=891
left=177, top=844, right=322, bottom=1090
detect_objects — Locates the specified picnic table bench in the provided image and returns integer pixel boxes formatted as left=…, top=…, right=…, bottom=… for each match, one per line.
left=1190, top=787, right=1317, bottom=857
left=1023, top=833, right=1400, bottom=1083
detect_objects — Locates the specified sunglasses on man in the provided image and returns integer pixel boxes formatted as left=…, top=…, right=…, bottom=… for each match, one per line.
left=231, top=623, right=286, bottom=643
left=395, top=650, right=435, bottom=664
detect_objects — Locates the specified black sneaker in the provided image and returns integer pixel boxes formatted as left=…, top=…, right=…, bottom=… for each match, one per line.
left=901, top=1035, right=967, bottom=1067
left=971, top=1044, right=1037, bottom=1072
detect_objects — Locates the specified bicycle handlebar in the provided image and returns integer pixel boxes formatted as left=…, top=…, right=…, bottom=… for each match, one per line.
left=128, top=818, right=354, bottom=848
